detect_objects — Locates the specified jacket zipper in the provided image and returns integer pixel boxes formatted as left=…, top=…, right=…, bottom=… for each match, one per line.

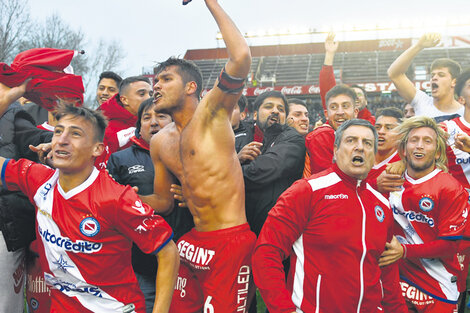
left=355, top=180, right=366, bottom=313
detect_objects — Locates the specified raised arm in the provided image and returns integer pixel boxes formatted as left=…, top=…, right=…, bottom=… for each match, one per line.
left=153, top=240, right=179, bottom=313
left=319, top=33, right=338, bottom=112
left=324, top=32, right=338, bottom=66
left=0, top=81, right=28, bottom=117
left=203, top=0, right=251, bottom=113
left=387, top=33, right=441, bottom=103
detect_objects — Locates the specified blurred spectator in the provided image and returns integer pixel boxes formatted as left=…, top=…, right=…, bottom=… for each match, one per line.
left=232, top=95, right=253, bottom=153
left=107, top=99, right=193, bottom=313
left=287, top=98, right=309, bottom=137
left=287, top=98, right=312, bottom=178
left=241, top=90, right=305, bottom=236
left=305, top=85, right=358, bottom=175
left=96, top=75, right=152, bottom=169
left=351, top=84, right=375, bottom=124
left=403, top=103, right=415, bottom=119
left=388, top=33, right=463, bottom=122
left=96, top=71, right=122, bottom=105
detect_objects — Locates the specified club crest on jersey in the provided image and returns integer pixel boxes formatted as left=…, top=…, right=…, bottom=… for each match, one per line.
left=419, top=196, right=434, bottom=212
left=375, top=205, right=385, bottom=222
left=79, top=217, right=100, bottom=237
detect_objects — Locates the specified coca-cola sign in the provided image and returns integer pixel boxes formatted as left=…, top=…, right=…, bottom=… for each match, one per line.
left=202, top=81, right=430, bottom=97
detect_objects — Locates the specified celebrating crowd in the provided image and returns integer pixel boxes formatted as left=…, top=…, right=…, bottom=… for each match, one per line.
left=1, top=1, right=470, bottom=313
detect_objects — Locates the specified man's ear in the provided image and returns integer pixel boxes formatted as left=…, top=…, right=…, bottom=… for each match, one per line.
left=253, top=111, right=257, bottom=121
left=93, top=142, right=105, bottom=158
left=186, top=81, right=198, bottom=96
left=240, top=111, right=247, bottom=120
left=120, top=95, right=128, bottom=106
left=353, top=107, right=359, bottom=118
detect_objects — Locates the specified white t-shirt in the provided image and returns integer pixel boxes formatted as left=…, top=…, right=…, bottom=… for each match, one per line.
left=411, top=89, right=464, bottom=121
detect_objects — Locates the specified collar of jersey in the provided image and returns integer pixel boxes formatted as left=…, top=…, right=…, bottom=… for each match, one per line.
left=404, top=168, right=441, bottom=185
left=57, top=167, right=100, bottom=200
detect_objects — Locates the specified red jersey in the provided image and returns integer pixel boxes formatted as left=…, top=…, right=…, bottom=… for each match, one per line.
left=96, top=94, right=137, bottom=170
left=2, top=159, right=173, bottom=313
left=389, top=169, right=469, bottom=303
left=37, top=122, right=54, bottom=132
left=253, top=165, right=406, bottom=313
left=367, top=151, right=401, bottom=191
left=305, top=123, right=335, bottom=175
left=442, top=117, right=470, bottom=189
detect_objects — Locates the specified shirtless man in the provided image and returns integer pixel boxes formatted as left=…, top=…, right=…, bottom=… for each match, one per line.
left=141, top=1, right=256, bottom=311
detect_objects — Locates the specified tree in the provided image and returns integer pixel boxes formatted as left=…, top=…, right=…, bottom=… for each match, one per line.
left=0, top=0, right=31, bottom=63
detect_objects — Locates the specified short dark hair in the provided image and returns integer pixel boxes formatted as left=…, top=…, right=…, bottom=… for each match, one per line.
left=238, top=95, right=248, bottom=112
left=119, top=76, right=151, bottom=96
left=334, top=119, right=378, bottom=153
left=431, top=58, right=461, bottom=79
left=326, top=85, right=357, bottom=106
left=375, top=107, right=403, bottom=121
left=455, top=68, right=470, bottom=97
left=288, top=98, right=307, bottom=109
left=154, top=57, right=203, bottom=99
left=135, top=98, right=155, bottom=136
left=55, top=101, right=108, bottom=142
left=98, top=71, right=122, bottom=87
left=253, top=91, right=289, bottom=116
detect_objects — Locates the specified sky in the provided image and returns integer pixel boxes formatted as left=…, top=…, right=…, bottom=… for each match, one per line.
left=29, top=0, right=470, bottom=78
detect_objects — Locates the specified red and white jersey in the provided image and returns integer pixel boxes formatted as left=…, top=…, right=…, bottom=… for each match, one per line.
left=253, top=165, right=406, bottom=313
left=389, top=169, right=469, bottom=303
left=442, top=117, right=470, bottom=190
left=37, top=122, right=54, bottom=132
left=2, top=159, right=173, bottom=313
left=368, top=151, right=401, bottom=182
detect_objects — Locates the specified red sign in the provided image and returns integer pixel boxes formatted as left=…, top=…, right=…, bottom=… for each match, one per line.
left=201, top=81, right=430, bottom=97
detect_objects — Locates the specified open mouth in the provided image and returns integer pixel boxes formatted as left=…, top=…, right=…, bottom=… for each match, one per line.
left=431, top=83, right=438, bottom=92
left=154, top=93, right=162, bottom=102
left=413, top=152, right=424, bottom=158
left=352, top=155, right=364, bottom=165
left=378, top=137, right=385, bottom=144
left=268, top=115, right=279, bottom=124
left=54, top=150, right=70, bottom=158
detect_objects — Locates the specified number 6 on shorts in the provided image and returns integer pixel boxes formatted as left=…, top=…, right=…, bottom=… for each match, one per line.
left=204, top=295, right=214, bottom=313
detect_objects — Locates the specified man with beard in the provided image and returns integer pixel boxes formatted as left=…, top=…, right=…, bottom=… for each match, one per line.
left=142, top=0, right=257, bottom=311
left=380, top=116, right=469, bottom=313
left=240, top=91, right=306, bottom=236
left=305, top=84, right=358, bottom=174
left=253, top=119, right=407, bottom=313
left=388, top=33, right=463, bottom=122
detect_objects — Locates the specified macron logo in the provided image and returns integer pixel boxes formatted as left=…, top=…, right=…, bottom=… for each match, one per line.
left=324, top=194, right=348, bottom=200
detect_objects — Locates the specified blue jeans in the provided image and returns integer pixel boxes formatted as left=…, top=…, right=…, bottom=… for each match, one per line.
left=135, top=272, right=156, bottom=313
